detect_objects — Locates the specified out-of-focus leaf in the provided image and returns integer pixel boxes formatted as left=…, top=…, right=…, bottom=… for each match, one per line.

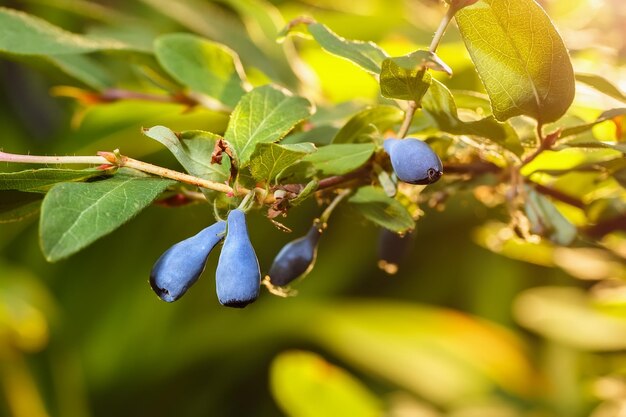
left=303, top=143, right=374, bottom=176
left=576, top=73, right=626, bottom=104
left=310, top=300, right=534, bottom=405
left=249, top=142, right=316, bottom=184
left=422, top=80, right=522, bottom=155
left=0, top=191, right=42, bottom=223
left=142, top=126, right=231, bottom=183
left=47, top=54, right=113, bottom=90
left=154, top=33, right=247, bottom=108
left=270, top=350, right=383, bottom=417
left=39, top=174, right=174, bottom=262
left=473, top=222, right=555, bottom=266
left=525, top=187, right=577, bottom=246
left=281, top=19, right=388, bottom=74
left=0, top=261, right=55, bottom=352
left=0, top=7, right=131, bottom=55
left=333, top=106, right=403, bottom=144
left=560, top=108, right=626, bottom=139
left=380, top=59, right=432, bottom=102
left=514, top=287, right=626, bottom=351
left=552, top=247, right=626, bottom=281
left=558, top=137, right=626, bottom=153
left=456, top=0, right=575, bottom=123
left=224, top=85, right=313, bottom=167
left=0, top=168, right=111, bottom=192
left=348, top=186, right=414, bottom=233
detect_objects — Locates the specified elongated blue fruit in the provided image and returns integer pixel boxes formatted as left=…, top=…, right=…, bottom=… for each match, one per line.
left=268, top=225, right=323, bottom=287
left=216, top=209, right=260, bottom=308
left=383, top=138, right=443, bottom=185
left=377, top=228, right=415, bottom=275
left=150, top=221, right=226, bottom=302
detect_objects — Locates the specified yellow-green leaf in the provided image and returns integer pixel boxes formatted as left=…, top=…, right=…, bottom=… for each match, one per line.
left=456, top=0, right=575, bottom=123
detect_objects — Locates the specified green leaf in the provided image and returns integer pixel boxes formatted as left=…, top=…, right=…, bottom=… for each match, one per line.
left=303, top=143, right=374, bottom=176
left=289, top=180, right=319, bottom=207
left=270, top=351, right=383, bottom=417
left=558, top=137, right=626, bottom=153
left=422, top=79, right=523, bottom=155
left=281, top=19, right=388, bottom=74
left=380, top=58, right=432, bottom=102
left=0, top=191, right=42, bottom=223
left=142, top=126, right=231, bottom=183
left=224, top=85, right=314, bottom=167
left=456, top=0, right=575, bottom=123
left=40, top=174, right=174, bottom=262
left=46, top=54, right=113, bottom=90
left=576, top=73, right=626, bottom=104
left=0, top=168, right=110, bottom=192
left=525, top=186, right=577, bottom=246
left=348, top=186, right=414, bottom=233
left=0, top=7, right=130, bottom=55
left=560, top=108, right=626, bottom=139
left=311, top=300, right=533, bottom=405
left=154, top=33, right=247, bottom=108
left=333, top=106, right=404, bottom=144
left=249, top=142, right=316, bottom=184
left=514, top=287, right=626, bottom=351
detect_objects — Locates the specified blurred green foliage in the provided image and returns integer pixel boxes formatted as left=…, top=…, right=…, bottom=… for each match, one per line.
left=0, top=1, right=625, bottom=417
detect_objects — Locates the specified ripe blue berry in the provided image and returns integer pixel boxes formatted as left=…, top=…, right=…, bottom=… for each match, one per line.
left=150, top=221, right=226, bottom=302
left=215, top=209, right=260, bottom=308
left=268, top=224, right=322, bottom=287
left=383, top=138, right=443, bottom=185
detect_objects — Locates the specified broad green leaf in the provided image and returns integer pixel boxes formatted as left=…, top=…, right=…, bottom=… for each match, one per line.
left=560, top=108, right=626, bottom=139
left=348, top=186, right=414, bottom=233
left=281, top=19, right=388, bottom=74
left=310, top=300, right=534, bottom=405
left=0, top=168, right=110, bottom=192
left=270, top=351, right=383, bottom=417
left=40, top=174, right=174, bottom=262
left=456, top=0, right=575, bottom=123
left=380, top=58, right=432, bottom=102
left=142, top=126, right=231, bottom=183
left=525, top=186, right=577, bottom=246
left=154, top=33, right=246, bottom=108
left=249, top=142, right=316, bottom=184
left=224, top=85, right=313, bottom=167
left=380, top=50, right=451, bottom=102
left=303, top=143, right=374, bottom=176
left=514, top=287, right=626, bottom=351
left=576, top=73, right=626, bottom=104
left=47, top=54, right=113, bottom=90
left=0, top=191, right=42, bottom=223
left=0, top=7, right=129, bottom=55
left=422, top=79, right=523, bottom=155
left=333, top=106, right=404, bottom=144
left=138, top=0, right=298, bottom=87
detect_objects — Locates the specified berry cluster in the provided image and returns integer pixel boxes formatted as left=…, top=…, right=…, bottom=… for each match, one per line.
left=150, top=137, right=442, bottom=307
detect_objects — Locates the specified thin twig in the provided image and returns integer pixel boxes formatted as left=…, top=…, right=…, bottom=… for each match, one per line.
left=429, top=5, right=457, bottom=53
left=398, top=101, right=418, bottom=138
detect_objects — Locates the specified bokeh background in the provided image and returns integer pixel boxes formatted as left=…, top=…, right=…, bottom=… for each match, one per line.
left=1, top=0, right=625, bottom=416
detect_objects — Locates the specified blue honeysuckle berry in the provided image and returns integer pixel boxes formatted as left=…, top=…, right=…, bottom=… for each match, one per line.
left=150, top=221, right=226, bottom=302
left=383, top=138, right=443, bottom=185
left=215, top=209, right=260, bottom=308
left=268, top=224, right=322, bottom=287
